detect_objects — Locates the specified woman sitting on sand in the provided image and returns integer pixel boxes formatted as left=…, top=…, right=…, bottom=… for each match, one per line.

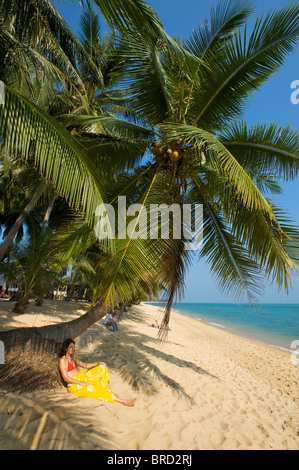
left=59, top=338, right=136, bottom=407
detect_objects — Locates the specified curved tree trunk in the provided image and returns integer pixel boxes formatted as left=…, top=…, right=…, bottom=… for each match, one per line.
left=41, top=195, right=56, bottom=230
left=0, top=301, right=109, bottom=392
left=65, top=281, right=76, bottom=302
left=37, top=301, right=108, bottom=343
left=12, top=294, right=30, bottom=314
left=0, top=182, right=44, bottom=261
left=0, top=300, right=108, bottom=345
left=1, top=278, right=7, bottom=293
left=117, top=302, right=125, bottom=322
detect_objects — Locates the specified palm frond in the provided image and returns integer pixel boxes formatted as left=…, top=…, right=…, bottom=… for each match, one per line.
left=99, top=168, right=161, bottom=307
left=0, top=85, right=108, bottom=228
left=1, top=0, right=103, bottom=87
left=91, top=0, right=196, bottom=63
left=218, top=120, right=299, bottom=182
left=51, top=218, right=100, bottom=263
left=58, top=114, right=153, bottom=141
left=226, top=201, right=298, bottom=291
left=186, top=0, right=255, bottom=59
left=116, top=31, right=175, bottom=126
left=0, top=23, right=86, bottom=103
left=78, top=134, right=149, bottom=174
left=190, top=2, right=299, bottom=129
left=79, top=6, right=102, bottom=55
left=159, top=122, right=275, bottom=215
left=191, top=176, right=265, bottom=302
left=90, top=0, right=163, bottom=37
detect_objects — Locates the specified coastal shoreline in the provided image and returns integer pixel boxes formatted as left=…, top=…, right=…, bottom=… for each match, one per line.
left=0, top=299, right=298, bottom=450
left=146, top=302, right=298, bottom=355
left=174, top=310, right=295, bottom=356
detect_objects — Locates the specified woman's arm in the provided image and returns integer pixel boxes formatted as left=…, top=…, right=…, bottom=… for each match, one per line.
left=59, top=358, right=90, bottom=386
left=75, top=357, right=106, bottom=369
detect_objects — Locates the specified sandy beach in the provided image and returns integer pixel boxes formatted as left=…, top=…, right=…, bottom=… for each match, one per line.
left=0, top=299, right=298, bottom=450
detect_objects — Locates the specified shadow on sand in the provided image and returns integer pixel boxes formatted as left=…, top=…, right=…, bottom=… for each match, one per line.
left=77, top=305, right=218, bottom=404
left=0, top=301, right=218, bottom=450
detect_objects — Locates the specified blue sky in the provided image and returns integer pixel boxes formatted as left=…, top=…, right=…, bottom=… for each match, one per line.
left=55, top=0, right=299, bottom=303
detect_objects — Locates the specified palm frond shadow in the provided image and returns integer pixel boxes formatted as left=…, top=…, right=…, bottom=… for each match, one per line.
left=0, top=305, right=218, bottom=448
left=79, top=307, right=218, bottom=405
left=0, top=391, right=114, bottom=450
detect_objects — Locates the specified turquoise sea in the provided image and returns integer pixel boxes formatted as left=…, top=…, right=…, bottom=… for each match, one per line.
left=149, top=302, right=299, bottom=353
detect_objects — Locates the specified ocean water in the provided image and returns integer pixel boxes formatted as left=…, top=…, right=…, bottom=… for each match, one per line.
left=149, top=302, right=299, bottom=353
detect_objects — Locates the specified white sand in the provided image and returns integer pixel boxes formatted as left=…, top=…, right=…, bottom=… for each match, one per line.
left=0, top=299, right=298, bottom=450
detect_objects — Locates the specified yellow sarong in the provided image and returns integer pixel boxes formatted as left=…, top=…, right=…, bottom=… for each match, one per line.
left=67, top=364, right=116, bottom=403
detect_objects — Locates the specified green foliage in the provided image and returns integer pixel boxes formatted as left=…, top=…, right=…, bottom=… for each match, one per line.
left=0, top=225, right=65, bottom=305
left=1, top=0, right=299, bottom=328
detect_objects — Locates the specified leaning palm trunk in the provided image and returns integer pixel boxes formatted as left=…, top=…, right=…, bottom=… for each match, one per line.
left=12, top=293, right=30, bottom=314
left=0, top=182, right=44, bottom=261
left=41, top=196, right=56, bottom=231
left=0, top=301, right=108, bottom=391
left=40, top=301, right=108, bottom=342
left=1, top=279, right=7, bottom=293
left=117, top=303, right=125, bottom=322
left=65, top=281, right=76, bottom=302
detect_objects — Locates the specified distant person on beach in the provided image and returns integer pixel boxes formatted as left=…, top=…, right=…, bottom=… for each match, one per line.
left=160, top=325, right=172, bottom=331
left=149, top=320, right=172, bottom=331
left=104, top=312, right=118, bottom=331
left=59, top=339, right=136, bottom=407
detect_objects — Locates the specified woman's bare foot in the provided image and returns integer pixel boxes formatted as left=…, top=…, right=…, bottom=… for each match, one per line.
left=115, top=397, right=136, bottom=407
left=124, top=398, right=136, bottom=407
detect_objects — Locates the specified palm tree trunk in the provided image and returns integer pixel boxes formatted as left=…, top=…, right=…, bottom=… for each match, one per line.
left=117, top=302, right=125, bottom=322
left=41, top=195, right=56, bottom=230
left=0, top=182, right=44, bottom=261
left=65, top=266, right=78, bottom=302
left=34, top=301, right=109, bottom=343
left=65, top=280, right=76, bottom=302
left=0, top=301, right=109, bottom=345
left=1, top=278, right=7, bottom=293
left=12, top=294, right=30, bottom=314
left=0, top=301, right=110, bottom=392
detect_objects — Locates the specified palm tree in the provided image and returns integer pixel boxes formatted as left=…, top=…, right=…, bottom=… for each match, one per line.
left=0, top=0, right=163, bottom=320
left=51, top=0, right=299, bottom=331
left=0, top=179, right=45, bottom=261
left=1, top=0, right=299, bottom=391
left=0, top=154, right=70, bottom=261
left=63, top=253, right=97, bottom=302
left=0, top=0, right=171, bottom=258
left=0, top=224, right=65, bottom=313
left=101, top=0, right=299, bottom=333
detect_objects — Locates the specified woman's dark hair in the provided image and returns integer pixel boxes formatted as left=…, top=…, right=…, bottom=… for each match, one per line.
left=59, top=338, right=75, bottom=358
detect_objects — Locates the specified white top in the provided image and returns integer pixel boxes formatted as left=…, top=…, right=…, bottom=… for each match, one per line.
left=104, top=313, right=113, bottom=325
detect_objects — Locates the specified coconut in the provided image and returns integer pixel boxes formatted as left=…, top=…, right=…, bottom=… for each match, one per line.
left=171, top=151, right=180, bottom=162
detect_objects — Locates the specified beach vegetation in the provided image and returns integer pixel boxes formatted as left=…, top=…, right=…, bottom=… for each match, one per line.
left=0, top=0, right=299, bottom=391
left=0, top=222, right=65, bottom=313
